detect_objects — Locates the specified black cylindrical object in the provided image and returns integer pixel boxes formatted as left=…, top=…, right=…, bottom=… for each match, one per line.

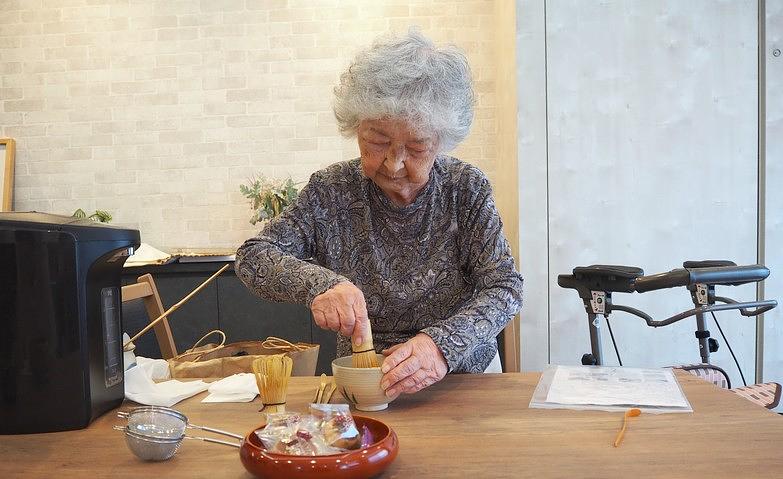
left=0, top=212, right=140, bottom=434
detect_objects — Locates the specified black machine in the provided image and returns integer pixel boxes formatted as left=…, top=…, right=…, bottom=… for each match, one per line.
left=0, top=212, right=140, bottom=434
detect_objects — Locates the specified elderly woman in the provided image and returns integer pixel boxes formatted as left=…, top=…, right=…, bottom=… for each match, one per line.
left=236, top=30, right=523, bottom=398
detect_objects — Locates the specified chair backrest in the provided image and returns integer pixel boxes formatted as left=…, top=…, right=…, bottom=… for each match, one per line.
left=674, top=363, right=731, bottom=389
left=121, top=273, right=177, bottom=359
left=674, top=363, right=782, bottom=409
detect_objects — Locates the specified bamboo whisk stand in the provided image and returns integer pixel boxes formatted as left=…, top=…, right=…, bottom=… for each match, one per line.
left=252, top=354, right=292, bottom=413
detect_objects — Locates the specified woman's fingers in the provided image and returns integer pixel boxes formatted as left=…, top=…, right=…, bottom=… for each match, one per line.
left=380, top=334, right=448, bottom=397
left=381, top=342, right=404, bottom=356
left=381, top=354, right=421, bottom=389
left=311, top=281, right=367, bottom=338
left=386, top=368, right=431, bottom=396
left=326, top=309, right=341, bottom=332
left=351, top=313, right=372, bottom=348
left=311, top=294, right=339, bottom=332
left=336, top=301, right=356, bottom=337
left=351, top=299, right=370, bottom=346
left=380, top=342, right=412, bottom=374
left=312, top=309, right=329, bottom=330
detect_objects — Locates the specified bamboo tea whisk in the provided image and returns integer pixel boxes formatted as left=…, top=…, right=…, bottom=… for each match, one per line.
left=252, top=354, right=292, bottom=413
left=352, top=320, right=380, bottom=368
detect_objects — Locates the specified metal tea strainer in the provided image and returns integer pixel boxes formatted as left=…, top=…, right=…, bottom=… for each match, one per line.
left=115, top=406, right=242, bottom=461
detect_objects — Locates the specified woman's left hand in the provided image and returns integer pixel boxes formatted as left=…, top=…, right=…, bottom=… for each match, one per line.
left=380, top=334, right=448, bottom=397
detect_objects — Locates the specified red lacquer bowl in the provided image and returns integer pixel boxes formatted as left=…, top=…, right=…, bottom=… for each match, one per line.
left=240, top=415, right=398, bottom=479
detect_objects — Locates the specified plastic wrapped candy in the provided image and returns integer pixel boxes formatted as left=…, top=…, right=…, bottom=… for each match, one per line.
left=360, top=424, right=373, bottom=448
left=264, top=412, right=302, bottom=430
left=270, top=422, right=338, bottom=456
left=254, top=406, right=362, bottom=456
left=309, top=404, right=361, bottom=450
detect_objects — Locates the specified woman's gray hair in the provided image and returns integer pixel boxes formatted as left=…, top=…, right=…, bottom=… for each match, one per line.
left=333, top=28, right=474, bottom=152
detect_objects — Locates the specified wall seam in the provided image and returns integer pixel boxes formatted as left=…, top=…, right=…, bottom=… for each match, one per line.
left=544, top=0, right=551, bottom=365
left=756, top=0, right=767, bottom=384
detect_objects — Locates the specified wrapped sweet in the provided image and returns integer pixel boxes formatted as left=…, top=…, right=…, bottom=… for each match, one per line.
left=254, top=405, right=362, bottom=456
left=309, top=404, right=360, bottom=450
left=264, top=412, right=301, bottom=430
left=273, top=426, right=334, bottom=456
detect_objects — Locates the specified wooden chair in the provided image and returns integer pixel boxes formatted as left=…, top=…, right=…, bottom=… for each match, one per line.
left=674, top=363, right=781, bottom=409
left=121, top=274, right=177, bottom=359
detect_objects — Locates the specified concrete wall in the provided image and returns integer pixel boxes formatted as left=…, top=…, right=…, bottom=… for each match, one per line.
left=763, top=0, right=782, bottom=395
left=517, top=0, right=549, bottom=371
left=0, top=0, right=500, bottom=251
left=517, top=0, right=766, bottom=389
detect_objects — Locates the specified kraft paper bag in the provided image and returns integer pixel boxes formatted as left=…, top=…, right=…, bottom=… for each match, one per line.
left=168, top=332, right=319, bottom=378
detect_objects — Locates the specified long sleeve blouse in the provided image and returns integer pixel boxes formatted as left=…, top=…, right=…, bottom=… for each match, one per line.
left=235, top=156, right=523, bottom=373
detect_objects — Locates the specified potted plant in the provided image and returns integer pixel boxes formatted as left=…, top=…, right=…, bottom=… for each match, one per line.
left=239, top=175, right=299, bottom=225
left=72, top=209, right=112, bottom=223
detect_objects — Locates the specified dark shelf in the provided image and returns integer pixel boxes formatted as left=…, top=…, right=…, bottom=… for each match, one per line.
left=122, top=261, right=336, bottom=375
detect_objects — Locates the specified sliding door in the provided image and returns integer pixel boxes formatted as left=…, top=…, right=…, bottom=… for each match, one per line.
left=519, top=0, right=760, bottom=387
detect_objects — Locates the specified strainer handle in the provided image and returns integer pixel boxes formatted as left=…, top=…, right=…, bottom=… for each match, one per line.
left=189, top=423, right=244, bottom=440
left=184, top=435, right=241, bottom=448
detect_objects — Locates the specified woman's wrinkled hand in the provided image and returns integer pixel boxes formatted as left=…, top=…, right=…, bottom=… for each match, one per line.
left=311, top=281, right=371, bottom=345
left=380, top=334, right=447, bottom=397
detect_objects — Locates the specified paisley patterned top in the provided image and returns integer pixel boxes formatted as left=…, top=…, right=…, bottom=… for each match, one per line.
left=235, top=156, right=523, bottom=373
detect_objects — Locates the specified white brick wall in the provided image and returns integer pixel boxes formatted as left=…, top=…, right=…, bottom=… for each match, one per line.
left=1, top=0, right=499, bottom=251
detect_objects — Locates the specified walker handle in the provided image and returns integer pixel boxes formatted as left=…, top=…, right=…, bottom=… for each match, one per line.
left=634, top=264, right=770, bottom=293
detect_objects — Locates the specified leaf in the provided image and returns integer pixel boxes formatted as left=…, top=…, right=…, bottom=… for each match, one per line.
left=73, top=209, right=112, bottom=223
left=92, top=210, right=112, bottom=223
left=239, top=174, right=301, bottom=224
left=285, top=184, right=298, bottom=201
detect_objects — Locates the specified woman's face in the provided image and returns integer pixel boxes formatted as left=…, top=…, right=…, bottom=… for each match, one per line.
left=357, top=118, right=438, bottom=206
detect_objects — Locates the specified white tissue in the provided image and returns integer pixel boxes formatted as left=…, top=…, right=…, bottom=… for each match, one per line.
left=122, top=333, right=137, bottom=371
left=124, top=356, right=208, bottom=407
left=201, top=373, right=259, bottom=403
left=135, top=356, right=172, bottom=380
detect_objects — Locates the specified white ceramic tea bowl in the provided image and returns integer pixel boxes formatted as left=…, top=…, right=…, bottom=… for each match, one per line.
left=332, top=354, right=399, bottom=411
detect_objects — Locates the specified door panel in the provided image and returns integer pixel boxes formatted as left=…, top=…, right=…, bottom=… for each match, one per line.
left=763, top=0, right=783, bottom=396
left=544, top=0, right=759, bottom=385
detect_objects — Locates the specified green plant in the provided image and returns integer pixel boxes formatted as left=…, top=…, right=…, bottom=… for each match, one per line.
left=72, top=209, right=112, bottom=223
left=239, top=175, right=299, bottom=225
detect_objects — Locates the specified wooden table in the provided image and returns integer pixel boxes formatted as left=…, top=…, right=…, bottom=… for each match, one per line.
left=1, top=372, right=782, bottom=478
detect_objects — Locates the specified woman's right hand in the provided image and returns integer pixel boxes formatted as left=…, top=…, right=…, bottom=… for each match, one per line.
left=311, top=281, right=371, bottom=346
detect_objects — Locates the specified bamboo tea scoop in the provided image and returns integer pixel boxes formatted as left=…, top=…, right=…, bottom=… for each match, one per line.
left=122, top=264, right=230, bottom=351
left=313, top=373, right=328, bottom=403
